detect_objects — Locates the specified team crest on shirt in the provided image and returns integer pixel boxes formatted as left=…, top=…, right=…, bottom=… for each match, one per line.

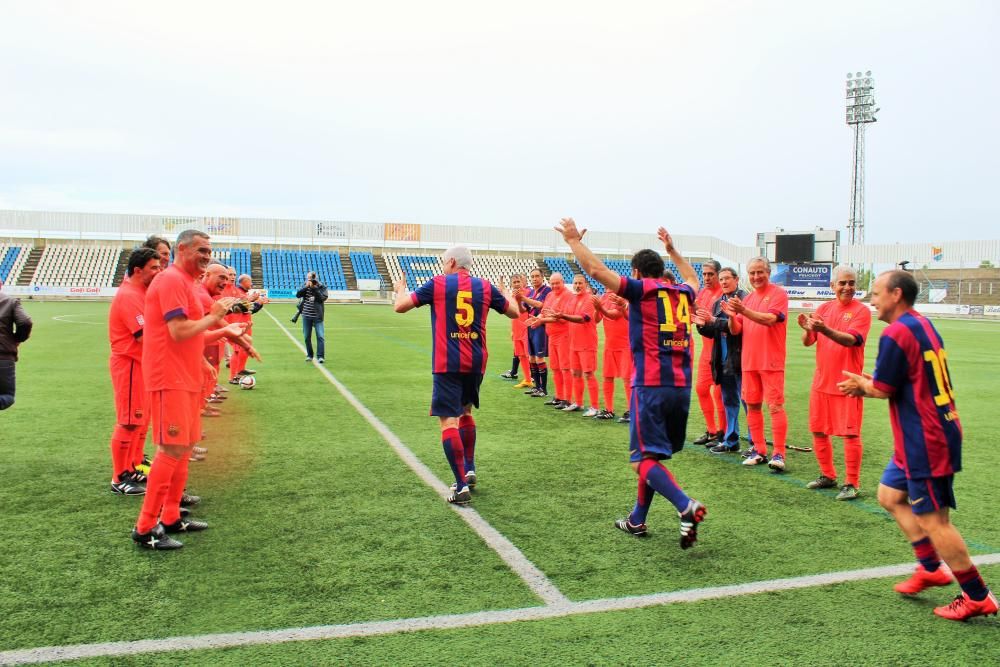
left=168, top=424, right=180, bottom=436
left=135, top=314, right=145, bottom=326
left=843, top=313, right=853, bottom=321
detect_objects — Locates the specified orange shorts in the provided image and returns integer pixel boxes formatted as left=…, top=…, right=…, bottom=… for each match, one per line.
left=110, top=356, right=149, bottom=427
left=513, top=335, right=528, bottom=357
left=150, top=389, right=202, bottom=447
left=570, top=348, right=597, bottom=373
left=809, top=391, right=863, bottom=437
left=742, top=370, right=785, bottom=406
left=549, top=334, right=571, bottom=371
left=602, top=348, right=632, bottom=379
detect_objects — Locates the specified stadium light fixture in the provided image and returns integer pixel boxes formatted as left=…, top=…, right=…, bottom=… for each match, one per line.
left=846, top=69, right=878, bottom=246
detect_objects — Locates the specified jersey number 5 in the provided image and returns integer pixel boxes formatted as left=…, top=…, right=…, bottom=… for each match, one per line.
left=923, top=349, right=955, bottom=406
left=455, top=290, right=474, bottom=327
left=658, top=290, right=691, bottom=333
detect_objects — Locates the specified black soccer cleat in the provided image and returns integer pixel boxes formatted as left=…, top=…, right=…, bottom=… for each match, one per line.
left=594, top=409, right=616, bottom=420
left=180, top=493, right=201, bottom=507
left=678, top=500, right=707, bottom=550
left=111, top=477, right=146, bottom=496
left=617, top=411, right=631, bottom=424
left=447, top=485, right=472, bottom=505
left=162, top=518, right=209, bottom=534
left=132, top=523, right=183, bottom=550
left=500, top=371, right=517, bottom=380
left=614, top=517, right=648, bottom=537
left=693, top=431, right=717, bottom=446
left=465, top=470, right=477, bottom=488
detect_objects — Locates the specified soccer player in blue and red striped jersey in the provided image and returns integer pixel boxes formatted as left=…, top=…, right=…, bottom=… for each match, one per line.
left=840, top=270, right=996, bottom=621
left=393, top=245, right=519, bottom=505
left=516, top=269, right=552, bottom=397
left=556, top=218, right=707, bottom=549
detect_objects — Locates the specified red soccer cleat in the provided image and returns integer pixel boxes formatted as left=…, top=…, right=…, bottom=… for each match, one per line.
left=894, top=565, right=953, bottom=596
left=933, top=591, right=999, bottom=622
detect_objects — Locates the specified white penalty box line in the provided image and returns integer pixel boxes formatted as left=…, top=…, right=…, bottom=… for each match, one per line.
left=261, top=310, right=568, bottom=606
left=4, top=553, right=999, bottom=665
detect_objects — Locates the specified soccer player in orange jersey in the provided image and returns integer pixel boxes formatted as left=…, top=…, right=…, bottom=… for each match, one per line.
left=527, top=272, right=574, bottom=408
left=131, top=230, right=258, bottom=550
left=504, top=274, right=534, bottom=389
left=143, top=235, right=171, bottom=271
left=592, top=290, right=632, bottom=421
left=691, top=261, right=726, bottom=446
left=725, top=257, right=790, bottom=471
left=798, top=265, right=871, bottom=500
left=558, top=274, right=601, bottom=415
left=107, top=247, right=162, bottom=495
left=197, top=264, right=232, bottom=426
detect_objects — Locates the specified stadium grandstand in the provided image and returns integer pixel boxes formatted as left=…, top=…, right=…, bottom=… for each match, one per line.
left=2, top=209, right=1000, bottom=315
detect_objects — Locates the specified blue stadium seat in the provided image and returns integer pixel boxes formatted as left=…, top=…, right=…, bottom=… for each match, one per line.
left=0, top=247, right=21, bottom=283
left=262, top=250, right=348, bottom=291
left=398, top=255, right=440, bottom=291
left=211, top=247, right=252, bottom=282
left=349, top=251, right=384, bottom=286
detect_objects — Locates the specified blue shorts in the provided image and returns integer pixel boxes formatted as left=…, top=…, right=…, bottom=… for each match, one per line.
left=430, top=373, right=483, bottom=418
left=880, top=459, right=956, bottom=515
left=527, top=327, right=548, bottom=357
left=629, top=385, right=691, bottom=463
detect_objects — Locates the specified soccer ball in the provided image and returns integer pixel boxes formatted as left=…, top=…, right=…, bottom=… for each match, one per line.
left=239, top=375, right=256, bottom=390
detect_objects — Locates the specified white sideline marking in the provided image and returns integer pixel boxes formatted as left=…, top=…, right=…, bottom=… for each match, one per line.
left=263, top=310, right=569, bottom=607
left=51, top=314, right=99, bottom=325
left=4, top=552, right=999, bottom=665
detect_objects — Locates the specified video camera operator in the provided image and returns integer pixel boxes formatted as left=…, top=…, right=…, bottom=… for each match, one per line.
left=296, top=271, right=328, bottom=363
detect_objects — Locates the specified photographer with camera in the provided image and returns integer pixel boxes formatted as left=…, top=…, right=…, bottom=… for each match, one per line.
left=296, top=271, right=328, bottom=363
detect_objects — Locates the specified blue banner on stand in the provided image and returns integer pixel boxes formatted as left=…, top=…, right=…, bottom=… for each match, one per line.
left=772, top=264, right=831, bottom=287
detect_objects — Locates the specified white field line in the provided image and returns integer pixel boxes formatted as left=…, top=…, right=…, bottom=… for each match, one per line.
left=263, top=310, right=568, bottom=607
left=4, top=552, right=999, bottom=665
left=51, top=314, right=100, bottom=324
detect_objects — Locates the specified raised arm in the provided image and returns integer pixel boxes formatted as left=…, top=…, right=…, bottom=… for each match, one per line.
left=657, top=227, right=698, bottom=293
left=554, top=218, right=622, bottom=292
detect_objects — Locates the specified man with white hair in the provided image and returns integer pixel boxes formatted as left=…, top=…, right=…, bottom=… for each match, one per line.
left=393, top=245, right=519, bottom=504
left=798, top=265, right=871, bottom=500
left=724, top=257, right=790, bottom=471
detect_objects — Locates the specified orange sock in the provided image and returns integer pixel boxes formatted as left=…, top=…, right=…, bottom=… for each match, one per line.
left=573, top=376, right=584, bottom=405
left=586, top=375, right=599, bottom=408
left=771, top=409, right=788, bottom=456
left=624, top=381, right=632, bottom=407
left=130, top=424, right=149, bottom=468
left=159, top=450, right=192, bottom=526
left=747, top=408, right=766, bottom=454
left=696, top=380, right=717, bottom=432
left=136, top=452, right=178, bottom=533
left=110, top=427, right=132, bottom=483
left=603, top=380, right=616, bottom=413
left=812, top=434, right=836, bottom=480
left=844, top=436, right=863, bottom=487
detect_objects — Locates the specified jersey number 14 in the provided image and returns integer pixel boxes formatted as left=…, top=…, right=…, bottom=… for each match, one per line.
left=658, top=290, right=691, bottom=333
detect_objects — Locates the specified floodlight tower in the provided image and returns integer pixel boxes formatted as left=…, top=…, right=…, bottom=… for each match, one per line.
left=846, top=71, right=879, bottom=245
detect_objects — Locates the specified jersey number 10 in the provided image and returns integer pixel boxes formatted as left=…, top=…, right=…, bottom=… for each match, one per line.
left=658, top=290, right=691, bottom=333
left=923, top=348, right=955, bottom=407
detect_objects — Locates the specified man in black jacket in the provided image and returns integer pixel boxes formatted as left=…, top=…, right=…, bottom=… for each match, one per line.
left=0, top=279, right=33, bottom=410
left=694, top=267, right=746, bottom=453
left=296, top=272, right=329, bottom=363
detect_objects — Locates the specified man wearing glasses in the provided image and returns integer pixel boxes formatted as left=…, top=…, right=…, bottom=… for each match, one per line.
left=798, top=265, right=872, bottom=500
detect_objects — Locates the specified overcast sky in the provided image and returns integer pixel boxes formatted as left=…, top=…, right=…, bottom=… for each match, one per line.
left=0, top=1, right=997, bottom=245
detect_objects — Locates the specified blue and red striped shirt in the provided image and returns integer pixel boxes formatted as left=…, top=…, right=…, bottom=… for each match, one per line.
left=411, top=271, right=509, bottom=374
left=616, top=276, right=695, bottom=388
left=872, top=310, right=962, bottom=479
left=526, top=284, right=551, bottom=316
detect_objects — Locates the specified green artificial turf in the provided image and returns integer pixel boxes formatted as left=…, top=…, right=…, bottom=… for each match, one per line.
left=1, top=301, right=997, bottom=664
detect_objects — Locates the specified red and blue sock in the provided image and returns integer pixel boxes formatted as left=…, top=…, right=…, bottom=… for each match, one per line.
left=537, top=362, right=548, bottom=393
left=638, top=458, right=690, bottom=513
left=628, top=466, right=656, bottom=525
left=954, top=565, right=990, bottom=601
left=458, top=415, right=476, bottom=472
left=441, top=428, right=467, bottom=489
left=911, top=537, right=942, bottom=573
